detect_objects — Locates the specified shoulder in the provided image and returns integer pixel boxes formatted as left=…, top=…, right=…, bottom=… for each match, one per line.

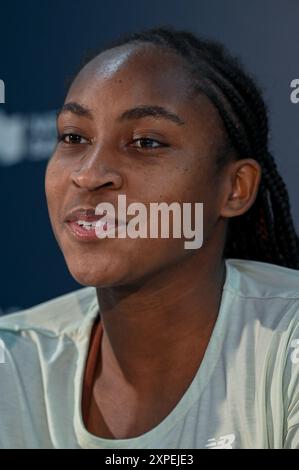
left=0, top=287, right=98, bottom=447
left=224, top=258, right=299, bottom=379
left=225, top=259, right=299, bottom=441
left=225, top=258, right=299, bottom=329
left=0, top=286, right=98, bottom=339
left=225, top=258, right=299, bottom=300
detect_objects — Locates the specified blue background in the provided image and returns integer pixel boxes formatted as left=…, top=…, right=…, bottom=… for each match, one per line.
left=0, top=0, right=298, bottom=312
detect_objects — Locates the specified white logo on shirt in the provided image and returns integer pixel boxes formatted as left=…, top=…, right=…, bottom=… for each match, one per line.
left=290, top=339, right=299, bottom=364
left=205, top=433, right=235, bottom=449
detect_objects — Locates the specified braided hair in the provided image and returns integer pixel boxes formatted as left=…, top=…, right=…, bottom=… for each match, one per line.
left=81, top=26, right=299, bottom=269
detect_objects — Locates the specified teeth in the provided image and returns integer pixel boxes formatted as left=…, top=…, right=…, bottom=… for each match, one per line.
left=77, top=220, right=97, bottom=230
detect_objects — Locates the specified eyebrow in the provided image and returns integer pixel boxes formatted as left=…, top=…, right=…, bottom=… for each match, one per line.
left=57, top=102, right=185, bottom=126
left=57, top=102, right=93, bottom=119
left=117, top=105, right=185, bottom=126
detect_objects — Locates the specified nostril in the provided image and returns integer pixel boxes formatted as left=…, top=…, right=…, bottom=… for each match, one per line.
left=71, top=167, right=123, bottom=191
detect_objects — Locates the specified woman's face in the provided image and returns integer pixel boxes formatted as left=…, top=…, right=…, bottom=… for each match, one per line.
left=45, top=43, right=231, bottom=287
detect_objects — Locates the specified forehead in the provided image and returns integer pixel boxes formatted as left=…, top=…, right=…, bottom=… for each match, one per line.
left=67, top=44, right=195, bottom=108
left=66, top=44, right=206, bottom=112
left=64, top=43, right=225, bottom=139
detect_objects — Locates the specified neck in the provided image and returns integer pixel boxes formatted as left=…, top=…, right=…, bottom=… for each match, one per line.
left=95, top=252, right=226, bottom=392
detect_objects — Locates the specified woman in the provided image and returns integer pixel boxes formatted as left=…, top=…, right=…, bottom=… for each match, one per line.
left=0, top=27, right=299, bottom=449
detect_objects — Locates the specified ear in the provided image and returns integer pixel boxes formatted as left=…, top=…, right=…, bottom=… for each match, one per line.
left=220, top=158, right=262, bottom=218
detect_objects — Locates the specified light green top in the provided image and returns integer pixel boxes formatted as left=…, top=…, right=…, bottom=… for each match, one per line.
left=0, top=258, right=299, bottom=449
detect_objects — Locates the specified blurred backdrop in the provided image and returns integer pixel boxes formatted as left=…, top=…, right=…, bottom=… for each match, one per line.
left=0, top=0, right=298, bottom=313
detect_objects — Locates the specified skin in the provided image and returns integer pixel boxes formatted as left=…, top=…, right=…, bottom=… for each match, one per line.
left=45, top=43, right=261, bottom=439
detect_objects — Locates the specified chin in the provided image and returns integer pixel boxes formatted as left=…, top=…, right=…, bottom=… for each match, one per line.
left=64, top=256, right=129, bottom=288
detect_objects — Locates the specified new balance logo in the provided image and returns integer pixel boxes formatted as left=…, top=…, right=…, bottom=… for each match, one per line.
left=205, top=433, right=235, bottom=449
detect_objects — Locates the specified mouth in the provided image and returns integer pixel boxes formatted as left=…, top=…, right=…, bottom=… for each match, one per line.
left=64, top=207, right=127, bottom=242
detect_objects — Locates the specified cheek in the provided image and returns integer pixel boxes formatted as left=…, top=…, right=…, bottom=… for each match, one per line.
left=158, top=166, right=208, bottom=205
left=171, top=167, right=222, bottom=241
left=44, top=158, right=70, bottom=237
left=45, top=158, right=65, bottom=208
left=136, top=164, right=214, bottom=245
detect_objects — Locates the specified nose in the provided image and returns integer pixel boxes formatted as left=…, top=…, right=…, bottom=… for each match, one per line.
left=70, top=144, right=123, bottom=191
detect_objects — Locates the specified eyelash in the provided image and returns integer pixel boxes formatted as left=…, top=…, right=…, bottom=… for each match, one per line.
left=57, top=133, right=168, bottom=150
left=131, top=137, right=168, bottom=149
left=57, top=133, right=89, bottom=145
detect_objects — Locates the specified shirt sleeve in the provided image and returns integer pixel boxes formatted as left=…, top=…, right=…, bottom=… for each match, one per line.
left=284, top=425, right=299, bottom=449
left=283, top=316, right=299, bottom=449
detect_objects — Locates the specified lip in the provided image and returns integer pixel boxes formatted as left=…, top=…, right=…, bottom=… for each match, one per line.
left=65, top=207, right=127, bottom=225
left=64, top=207, right=128, bottom=242
left=65, top=207, right=104, bottom=223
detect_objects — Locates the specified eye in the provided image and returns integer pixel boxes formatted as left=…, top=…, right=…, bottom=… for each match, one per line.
left=131, top=137, right=167, bottom=149
left=57, top=133, right=89, bottom=144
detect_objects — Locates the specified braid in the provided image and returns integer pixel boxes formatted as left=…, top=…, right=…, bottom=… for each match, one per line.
left=87, top=26, right=299, bottom=269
